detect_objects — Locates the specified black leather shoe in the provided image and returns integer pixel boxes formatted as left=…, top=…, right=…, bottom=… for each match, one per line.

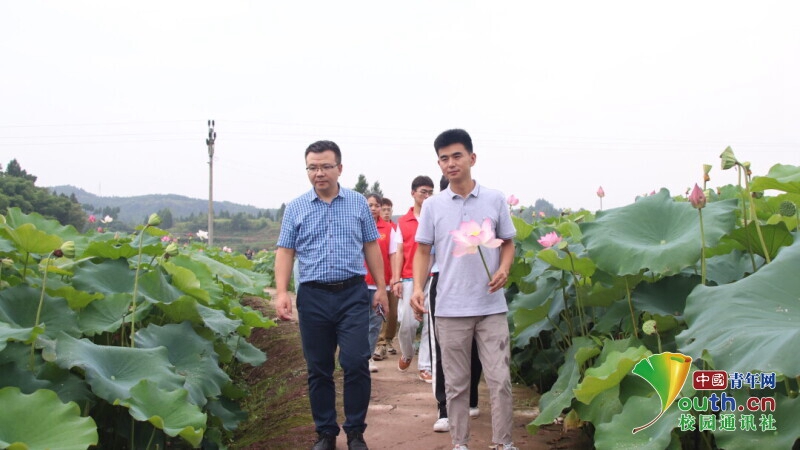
left=312, top=432, right=336, bottom=450
left=346, top=431, right=368, bottom=450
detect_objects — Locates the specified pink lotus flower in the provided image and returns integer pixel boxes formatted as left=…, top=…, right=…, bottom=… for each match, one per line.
left=161, top=235, right=171, bottom=242
left=450, top=219, right=503, bottom=257
left=450, top=218, right=503, bottom=280
left=97, top=227, right=104, bottom=233
left=507, top=194, right=519, bottom=206
left=596, top=186, right=605, bottom=198
left=88, top=215, right=97, bottom=223
left=537, top=231, right=562, bottom=248
left=539, top=211, right=545, bottom=218
left=222, top=246, right=233, bottom=253
left=689, top=184, right=706, bottom=209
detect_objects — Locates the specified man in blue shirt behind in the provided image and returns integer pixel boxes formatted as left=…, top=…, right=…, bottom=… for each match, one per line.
left=274, top=140, right=389, bottom=450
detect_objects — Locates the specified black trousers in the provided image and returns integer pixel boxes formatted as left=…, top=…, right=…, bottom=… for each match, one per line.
left=429, top=272, right=483, bottom=418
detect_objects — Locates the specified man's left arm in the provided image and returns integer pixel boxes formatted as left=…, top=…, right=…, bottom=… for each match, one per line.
left=488, top=238, right=514, bottom=293
left=364, top=240, right=389, bottom=313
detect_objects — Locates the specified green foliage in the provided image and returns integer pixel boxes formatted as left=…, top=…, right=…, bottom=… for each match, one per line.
left=354, top=174, right=369, bottom=194
left=677, top=239, right=800, bottom=376
left=0, top=160, right=86, bottom=230
left=581, top=190, right=737, bottom=276
left=0, top=386, right=98, bottom=450
left=0, top=208, right=273, bottom=448
left=506, top=154, right=799, bottom=449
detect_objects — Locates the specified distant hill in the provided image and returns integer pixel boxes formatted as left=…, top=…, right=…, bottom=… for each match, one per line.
left=50, top=185, right=271, bottom=224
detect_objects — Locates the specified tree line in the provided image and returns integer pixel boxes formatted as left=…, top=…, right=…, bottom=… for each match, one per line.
left=0, top=159, right=86, bottom=229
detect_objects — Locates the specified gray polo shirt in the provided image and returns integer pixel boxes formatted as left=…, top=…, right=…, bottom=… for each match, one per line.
left=415, top=181, right=516, bottom=317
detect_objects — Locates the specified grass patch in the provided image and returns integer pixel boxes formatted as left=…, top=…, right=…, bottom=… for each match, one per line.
left=230, top=297, right=315, bottom=450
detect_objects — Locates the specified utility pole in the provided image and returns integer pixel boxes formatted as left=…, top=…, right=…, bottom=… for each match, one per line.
left=206, top=120, right=216, bottom=247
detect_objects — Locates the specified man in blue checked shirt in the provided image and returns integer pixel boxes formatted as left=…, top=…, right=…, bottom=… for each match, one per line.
left=274, top=140, right=388, bottom=450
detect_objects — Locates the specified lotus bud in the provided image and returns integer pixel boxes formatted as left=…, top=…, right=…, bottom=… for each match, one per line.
left=2, top=258, right=14, bottom=268
left=506, top=194, right=519, bottom=206
left=720, top=146, right=738, bottom=170
left=165, top=242, right=179, bottom=257
left=596, top=186, right=605, bottom=198
left=642, top=319, right=657, bottom=336
left=59, top=241, right=76, bottom=258
left=689, top=184, right=706, bottom=209
left=147, top=213, right=161, bottom=227
left=779, top=201, right=797, bottom=217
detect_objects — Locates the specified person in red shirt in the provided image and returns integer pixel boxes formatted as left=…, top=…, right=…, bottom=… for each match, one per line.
left=365, top=193, right=394, bottom=373
left=374, top=197, right=400, bottom=360
left=391, top=176, right=435, bottom=382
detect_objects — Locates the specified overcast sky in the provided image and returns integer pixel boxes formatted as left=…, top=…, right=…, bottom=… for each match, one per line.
left=2, top=1, right=798, bottom=215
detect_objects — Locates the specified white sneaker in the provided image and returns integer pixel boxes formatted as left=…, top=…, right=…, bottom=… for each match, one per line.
left=433, top=417, right=449, bottom=432
left=469, top=407, right=480, bottom=418
left=453, top=445, right=469, bottom=450
left=369, top=358, right=378, bottom=373
left=493, top=445, right=518, bottom=450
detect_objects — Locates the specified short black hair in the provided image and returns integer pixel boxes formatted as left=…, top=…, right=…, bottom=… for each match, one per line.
left=439, top=175, right=449, bottom=192
left=411, top=175, right=434, bottom=191
left=305, top=140, right=341, bottom=164
left=381, top=197, right=393, bottom=207
left=434, top=129, right=473, bottom=154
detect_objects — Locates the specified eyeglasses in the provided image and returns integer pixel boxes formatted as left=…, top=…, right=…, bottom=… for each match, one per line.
left=306, top=164, right=338, bottom=173
left=416, top=189, right=434, bottom=196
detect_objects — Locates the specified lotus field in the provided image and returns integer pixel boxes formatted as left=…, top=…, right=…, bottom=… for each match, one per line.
left=0, top=148, right=798, bottom=449
left=507, top=151, right=799, bottom=449
left=0, top=210, right=274, bottom=448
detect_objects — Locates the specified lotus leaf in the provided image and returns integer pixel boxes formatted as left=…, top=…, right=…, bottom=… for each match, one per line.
left=52, top=333, right=184, bottom=404
left=0, top=286, right=81, bottom=341
left=581, top=190, right=737, bottom=276
left=115, top=380, right=206, bottom=447
left=574, top=343, right=651, bottom=405
left=677, top=240, right=800, bottom=376
left=528, top=336, right=599, bottom=433
left=135, top=322, right=230, bottom=406
left=0, top=386, right=98, bottom=450
left=594, top=394, right=680, bottom=450
left=750, top=164, right=800, bottom=194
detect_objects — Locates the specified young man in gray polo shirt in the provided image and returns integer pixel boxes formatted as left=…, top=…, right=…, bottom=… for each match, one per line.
left=411, top=129, right=517, bottom=450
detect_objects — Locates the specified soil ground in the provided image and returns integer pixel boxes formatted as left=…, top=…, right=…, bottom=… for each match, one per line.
left=234, top=293, right=593, bottom=450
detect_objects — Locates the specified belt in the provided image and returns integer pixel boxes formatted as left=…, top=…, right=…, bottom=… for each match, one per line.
left=302, top=276, right=364, bottom=292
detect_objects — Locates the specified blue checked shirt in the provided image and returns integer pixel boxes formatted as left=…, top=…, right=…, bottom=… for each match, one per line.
left=277, top=185, right=379, bottom=284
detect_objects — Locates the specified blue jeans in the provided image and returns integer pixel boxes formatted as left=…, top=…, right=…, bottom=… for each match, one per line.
left=368, top=289, right=384, bottom=356
left=296, top=282, right=372, bottom=435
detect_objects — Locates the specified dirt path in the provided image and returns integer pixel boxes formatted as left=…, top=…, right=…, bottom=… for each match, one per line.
left=238, top=292, right=591, bottom=450
left=361, top=345, right=591, bottom=450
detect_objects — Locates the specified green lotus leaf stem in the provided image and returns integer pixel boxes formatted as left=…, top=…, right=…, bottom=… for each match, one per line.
left=566, top=250, right=589, bottom=336
left=31, top=251, right=53, bottom=369
left=625, top=277, right=638, bottom=339
left=743, top=171, right=771, bottom=264
left=130, top=224, right=150, bottom=348
left=698, top=208, right=707, bottom=286
left=560, top=279, right=574, bottom=340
